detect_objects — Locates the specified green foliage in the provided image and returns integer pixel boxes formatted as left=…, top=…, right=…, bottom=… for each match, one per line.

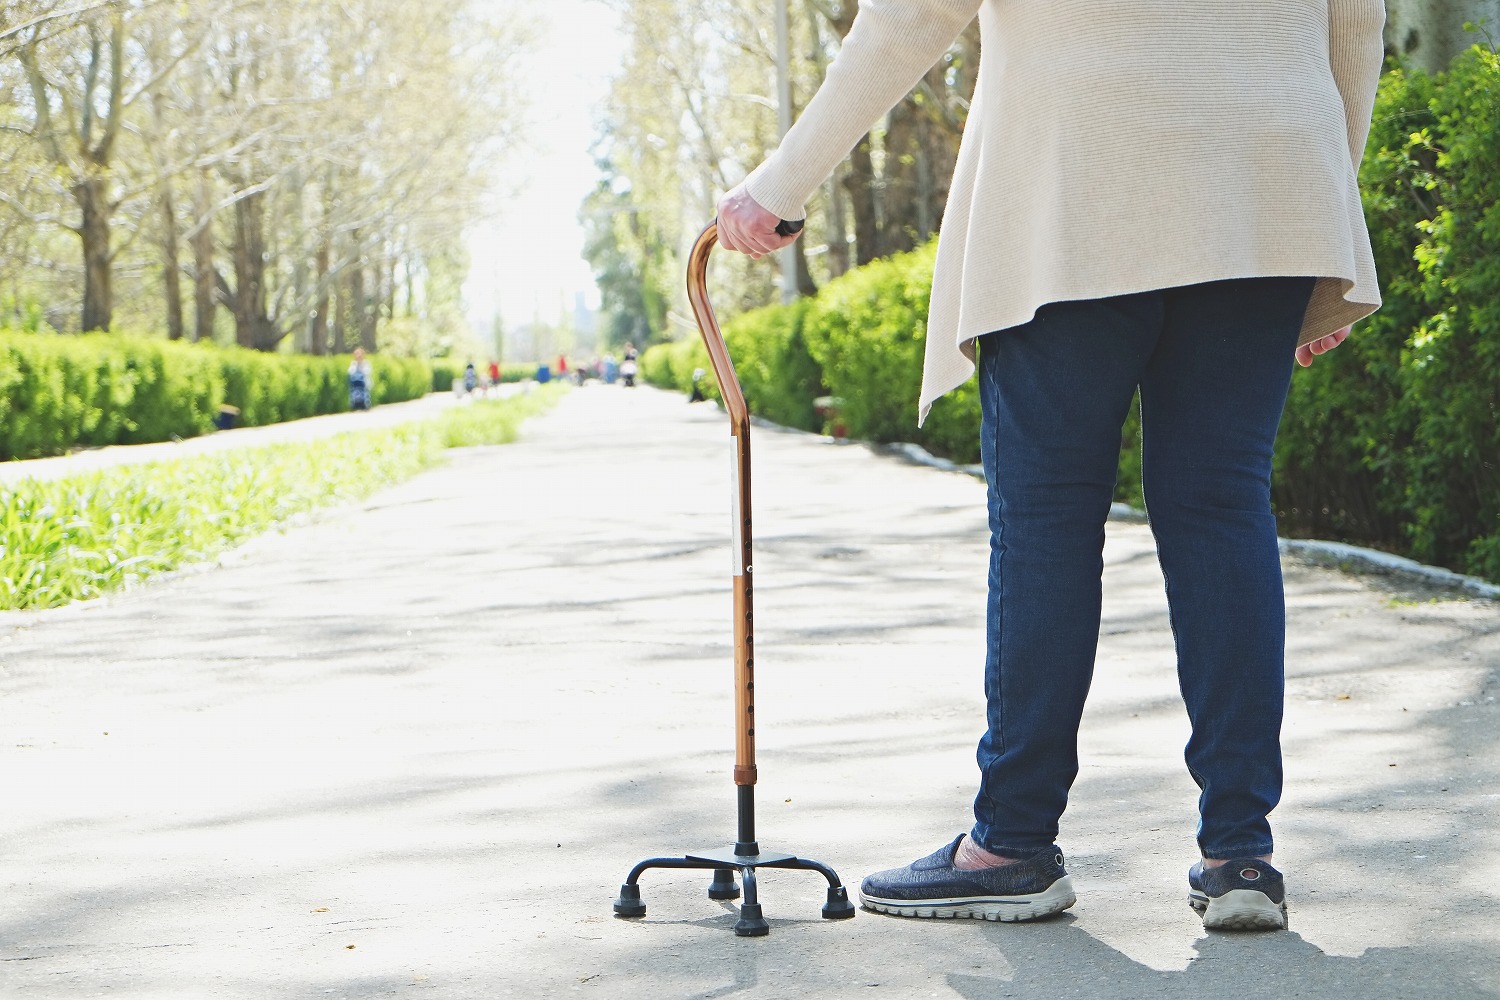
left=580, top=163, right=673, bottom=349
left=640, top=338, right=711, bottom=395
left=1275, top=48, right=1500, bottom=581
left=437, top=385, right=565, bottom=447
left=0, top=427, right=436, bottom=609
left=369, top=356, right=430, bottom=405
left=0, top=331, right=433, bottom=460
left=723, top=299, right=820, bottom=429
left=0, top=387, right=563, bottom=610
left=432, top=359, right=538, bottom=392
left=1401, top=46, right=1500, bottom=577
left=802, top=243, right=937, bottom=445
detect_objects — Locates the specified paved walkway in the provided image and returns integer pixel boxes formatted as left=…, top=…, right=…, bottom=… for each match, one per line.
left=1, top=384, right=1497, bottom=999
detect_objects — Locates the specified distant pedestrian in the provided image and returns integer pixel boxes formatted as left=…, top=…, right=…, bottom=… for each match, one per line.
left=348, top=348, right=373, bottom=411
left=463, top=362, right=478, bottom=395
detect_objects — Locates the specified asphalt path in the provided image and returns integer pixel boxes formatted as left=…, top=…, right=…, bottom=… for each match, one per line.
left=1, top=383, right=1497, bottom=999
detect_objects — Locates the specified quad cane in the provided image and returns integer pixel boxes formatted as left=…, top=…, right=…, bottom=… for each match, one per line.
left=612, top=220, right=857, bottom=937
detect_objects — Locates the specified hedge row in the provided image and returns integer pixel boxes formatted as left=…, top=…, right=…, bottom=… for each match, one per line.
left=0, top=331, right=432, bottom=461
left=431, top=360, right=539, bottom=392
left=1274, top=48, right=1500, bottom=581
left=644, top=50, right=1500, bottom=582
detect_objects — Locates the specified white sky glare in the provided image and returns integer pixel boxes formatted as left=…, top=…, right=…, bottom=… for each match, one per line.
left=463, top=0, right=624, bottom=333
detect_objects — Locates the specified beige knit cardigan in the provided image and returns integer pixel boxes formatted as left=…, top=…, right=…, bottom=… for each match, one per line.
left=744, top=0, right=1387, bottom=424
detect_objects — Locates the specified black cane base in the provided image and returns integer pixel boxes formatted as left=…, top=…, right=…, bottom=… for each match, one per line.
left=614, top=846, right=856, bottom=936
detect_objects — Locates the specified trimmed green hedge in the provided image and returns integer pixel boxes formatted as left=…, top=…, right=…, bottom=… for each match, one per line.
left=643, top=50, right=1500, bottom=582
left=0, top=331, right=432, bottom=461
left=1275, top=48, right=1500, bottom=581
left=432, top=360, right=540, bottom=392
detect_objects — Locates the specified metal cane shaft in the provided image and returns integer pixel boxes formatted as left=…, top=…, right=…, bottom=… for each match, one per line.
left=686, top=223, right=758, bottom=787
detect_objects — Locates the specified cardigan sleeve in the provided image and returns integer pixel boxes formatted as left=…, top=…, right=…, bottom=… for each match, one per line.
left=743, top=0, right=983, bottom=221
left=1327, top=0, right=1386, bottom=167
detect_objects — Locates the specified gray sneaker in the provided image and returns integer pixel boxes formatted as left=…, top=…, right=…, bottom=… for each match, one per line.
left=1188, top=858, right=1288, bottom=930
left=859, top=835, right=1076, bottom=922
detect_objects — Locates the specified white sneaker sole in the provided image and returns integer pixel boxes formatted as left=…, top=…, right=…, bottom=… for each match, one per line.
left=1191, top=888, right=1288, bottom=931
left=860, top=875, right=1076, bottom=922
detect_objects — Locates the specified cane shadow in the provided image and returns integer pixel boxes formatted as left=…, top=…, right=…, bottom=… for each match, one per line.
left=952, top=921, right=1500, bottom=1000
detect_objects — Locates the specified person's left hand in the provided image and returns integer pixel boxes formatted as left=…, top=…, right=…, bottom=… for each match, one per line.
left=716, top=184, right=801, bottom=259
left=1295, top=326, right=1350, bottom=367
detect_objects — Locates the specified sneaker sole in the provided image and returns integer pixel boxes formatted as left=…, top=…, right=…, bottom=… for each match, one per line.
left=860, top=875, right=1076, bottom=922
left=1191, top=888, right=1288, bottom=931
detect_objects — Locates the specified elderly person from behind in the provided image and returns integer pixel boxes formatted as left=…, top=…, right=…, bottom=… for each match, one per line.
left=717, top=0, right=1385, bottom=931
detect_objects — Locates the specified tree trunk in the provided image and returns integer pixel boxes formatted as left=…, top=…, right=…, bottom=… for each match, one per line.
left=818, top=0, right=881, bottom=265
left=825, top=167, right=850, bottom=278
left=881, top=62, right=961, bottom=255
left=844, top=134, right=881, bottom=266
left=232, top=191, right=279, bottom=350
left=332, top=274, right=348, bottom=355
left=360, top=285, right=378, bottom=353
left=158, top=180, right=184, bottom=340
left=192, top=174, right=217, bottom=342
left=383, top=255, right=397, bottom=323
left=310, top=241, right=330, bottom=356
left=1385, top=0, right=1500, bottom=73
left=74, top=178, right=113, bottom=332
left=348, top=256, right=375, bottom=353
left=795, top=240, right=818, bottom=297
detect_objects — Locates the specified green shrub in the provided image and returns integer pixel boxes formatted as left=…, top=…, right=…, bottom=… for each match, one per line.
left=802, top=243, right=937, bottom=447
left=640, top=339, right=709, bottom=394
left=723, top=299, right=819, bottom=429
left=0, top=331, right=434, bottom=461
left=1274, top=48, right=1500, bottom=581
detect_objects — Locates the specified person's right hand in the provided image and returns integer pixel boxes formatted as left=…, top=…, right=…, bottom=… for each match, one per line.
left=716, top=183, right=801, bottom=259
left=1295, top=326, right=1350, bottom=367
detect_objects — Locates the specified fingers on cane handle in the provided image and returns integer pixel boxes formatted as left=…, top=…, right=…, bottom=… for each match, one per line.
left=775, top=219, right=804, bottom=237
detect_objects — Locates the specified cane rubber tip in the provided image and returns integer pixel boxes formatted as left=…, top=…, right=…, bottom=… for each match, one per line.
left=708, top=871, right=740, bottom=900
left=734, top=902, right=770, bottom=937
left=822, top=885, right=857, bottom=919
left=613, top=883, right=646, bottom=918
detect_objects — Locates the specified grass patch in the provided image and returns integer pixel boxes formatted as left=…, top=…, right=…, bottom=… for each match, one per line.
left=0, top=386, right=563, bottom=610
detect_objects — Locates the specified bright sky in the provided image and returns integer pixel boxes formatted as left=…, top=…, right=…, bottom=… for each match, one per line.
left=463, top=0, right=623, bottom=333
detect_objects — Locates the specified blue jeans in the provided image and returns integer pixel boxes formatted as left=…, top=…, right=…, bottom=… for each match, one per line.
left=971, top=276, right=1315, bottom=860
